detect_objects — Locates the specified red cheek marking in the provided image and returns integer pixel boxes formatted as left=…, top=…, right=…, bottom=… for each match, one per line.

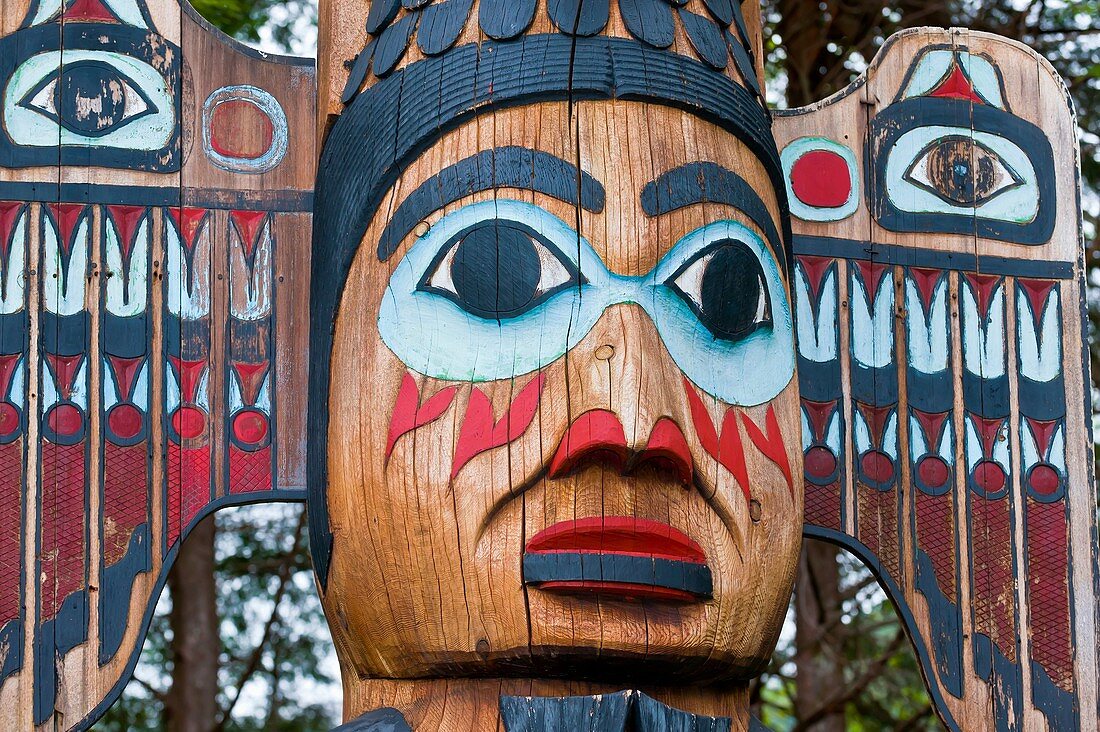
left=683, top=378, right=749, bottom=501
left=741, top=406, right=794, bottom=497
left=451, top=372, right=546, bottom=479
left=386, top=373, right=458, bottom=459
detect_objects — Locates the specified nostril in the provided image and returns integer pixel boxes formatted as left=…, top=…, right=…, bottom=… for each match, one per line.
left=631, top=418, right=693, bottom=487
left=594, top=344, right=615, bottom=361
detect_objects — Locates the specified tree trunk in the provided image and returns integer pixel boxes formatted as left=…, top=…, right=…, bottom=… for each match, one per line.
left=794, top=540, right=845, bottom=732
left=164, top=515, right=220, bottom=732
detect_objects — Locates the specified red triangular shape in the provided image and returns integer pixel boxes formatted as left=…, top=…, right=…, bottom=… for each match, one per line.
left=46, top=203, right=88, bottom=254
left=0, top=353, right=20, bottom=397
left=1018, top=279, right=1056, bottom=330
left=971, top=415, right=1005, bottom=458
left=0, top=202, right=23, bottom=261
left=168, top=208, right=209, bottom=255
left=913, top=409, right=948, bottom=445
left=107, top=354, right=144, bottom=399
left=61, top=0, right=118, bottom=22
left=232, top=360, right=268, bottom=406
left=857, top=402, right=894, bottom=445
left=855, top=261, right=889, bottom=300
left=106, top=205, right=147, bottom=262
left=169, top=356, right=208, bottom=403
left=1025, top=417, right=1058, bottom=457
left=801, top=399, right=837, bottom=442
left=929, top=64, right=983, bottom=103
left=798, top=256, right=834, bottom=303
left=230, top=211, right=268, bottom=260
left=909, top=268, right=944, bottom=312
left=965, top=274, right=1001, bottom=320
left=45, top=353, right=84, bottom=398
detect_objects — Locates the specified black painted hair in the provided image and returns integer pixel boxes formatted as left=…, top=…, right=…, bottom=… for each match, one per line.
left=308, top=33, right=790, bottom=588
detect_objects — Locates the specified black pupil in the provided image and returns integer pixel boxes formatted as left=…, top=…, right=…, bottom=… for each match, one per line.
left=450, top=224, right=542, bottom=318
left=697, top=241, right=765, bottom=340
left=57, top=64, right=128, bottom=136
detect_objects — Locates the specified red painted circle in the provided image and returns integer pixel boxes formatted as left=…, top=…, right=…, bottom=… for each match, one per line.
left=804, top=446, right=837, bottom=479
left=860, top=450, right=895, bottom=483
left=172, top=406, right=207, bottom=440
left=0, top=403, right=18, bottom=436
left=47, top=404, right=83, bottom=437
left=210, top=100, right=274, bottom=160
left=973, top=461, right=1006, bottom=494
left=917, top=455, right=950, bottom=488
left=790, top=149, right=852, bottom=208
left=1028, top=464, right=1060, bottom=496
left=232, top=409, right=268, bottom=445
left=107, top=404, right=143, bottom=439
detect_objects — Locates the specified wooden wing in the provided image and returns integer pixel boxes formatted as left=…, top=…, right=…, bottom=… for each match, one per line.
left=0, top=0, right=314, bottom=727
left=777, top=28, right=1098, bottom=730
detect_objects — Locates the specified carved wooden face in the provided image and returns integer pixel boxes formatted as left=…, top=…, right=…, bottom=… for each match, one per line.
left=323, top=100, right=802, bottom=683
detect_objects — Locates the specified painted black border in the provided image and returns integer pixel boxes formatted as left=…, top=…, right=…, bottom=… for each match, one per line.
left=866, top=97, right=1056, bottom=245
left=0, top=23, right=181, bottom=171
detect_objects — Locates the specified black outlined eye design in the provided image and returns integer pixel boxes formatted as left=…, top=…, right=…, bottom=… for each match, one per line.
left=19, top=61, right=156, bottom=138
left=666, top=239, right=772, bottom=341
left=903, top=135, right=1023, bottom=207
left=418, top=220, right=582, bottom=320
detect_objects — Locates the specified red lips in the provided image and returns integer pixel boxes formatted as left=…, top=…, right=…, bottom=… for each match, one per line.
left=526, top=517, right=706, bottom=562
left=523, top=517, right=712, bottom=603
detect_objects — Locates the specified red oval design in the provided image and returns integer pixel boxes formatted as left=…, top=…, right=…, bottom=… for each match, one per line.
left=860, top=450, right=895, bottom=484
left=172, top=406, right=207, bottom=440
left=917, top=455, right=950, bottom=489
left=209, top=100, right=274, bottom=160
left=1028, top=464, right=1060, bottom=496
left=0, top=403, right=18, bottom=437
left=47, top=404, right=83, bottom=437
left=804, top=445, right=837, bottom=479
left=790, top=149, right=851, bottom=208
left=233, top=409, right=268, bottom=445
left=108, top=404, right=143, bottom=439
left=973, top=461, right=1006, bottom=494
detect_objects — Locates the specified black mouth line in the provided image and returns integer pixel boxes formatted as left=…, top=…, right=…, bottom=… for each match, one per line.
left=522, top=552, right=714, bottom=598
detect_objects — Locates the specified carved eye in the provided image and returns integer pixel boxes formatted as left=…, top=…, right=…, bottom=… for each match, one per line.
left=667, top=240, right=771, bottom=341
left=904, top=135, right=1023, bottom=207
left=419, top=221, right=582, bottom=320
left=19, top=60, right=156, bottom=138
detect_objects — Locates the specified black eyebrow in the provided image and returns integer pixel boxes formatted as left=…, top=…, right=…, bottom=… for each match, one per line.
left=640, top=162, right=787, bottom=271
left=377, top=146, right=605, bottom=260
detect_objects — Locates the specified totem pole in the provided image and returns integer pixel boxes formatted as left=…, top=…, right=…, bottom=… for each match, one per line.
left=0, top=0, right=1095, bottom=729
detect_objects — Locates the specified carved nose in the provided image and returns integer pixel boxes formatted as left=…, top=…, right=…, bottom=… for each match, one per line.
left=548, top=411, right=693, bottom=486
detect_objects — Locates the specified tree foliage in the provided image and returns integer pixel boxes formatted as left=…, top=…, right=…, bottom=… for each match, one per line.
left=98, top=506, right=338, bottom=730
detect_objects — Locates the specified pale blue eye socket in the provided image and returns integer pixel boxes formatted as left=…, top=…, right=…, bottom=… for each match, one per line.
left=378, top=200, right=608, bottom=382
left=647, top=221, right=795, bottom=406
left=378, top=202, right=795, bottom=406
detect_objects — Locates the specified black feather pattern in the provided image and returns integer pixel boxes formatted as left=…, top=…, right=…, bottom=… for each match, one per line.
left=726, top=29, right=762, bottom=100
left=365, top=0, right=400, bottom=35
left=341, top=39, right=376, bottom=104
left=547, top=0, right=609, bottom=36
left=619, top=0, right=675, bottom=48
left=701, top=0, right=735, bottom=25
left=479, top=0, right=537, bottom=40
left=373, top=12, right=418, bottom=75
left=343, top=0, right=760, bottom=105
left=679, top=9, right=727, bottom=69
left=417, top=0, right=473, bottom=55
